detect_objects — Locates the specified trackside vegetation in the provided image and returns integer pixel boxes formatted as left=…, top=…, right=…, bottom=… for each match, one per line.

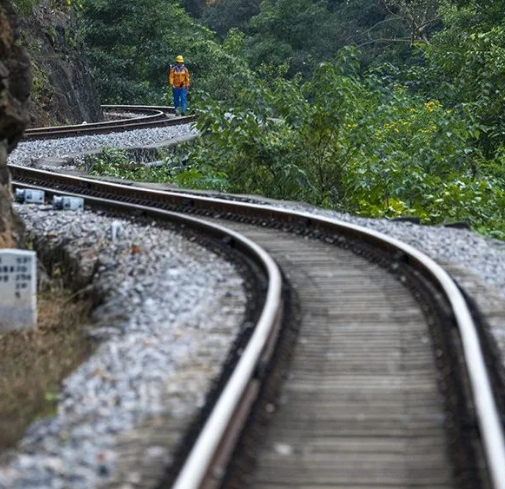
left=80, top=0, right=505, bottom=239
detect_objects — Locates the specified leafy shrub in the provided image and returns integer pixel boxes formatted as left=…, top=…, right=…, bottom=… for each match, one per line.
left=13, top=0, right=40, bottom=15
left=186, top=47, right=505, bottom=237
left=83, top=146, right=230, bottom=192
left=411, top=4, right=505, bottom=157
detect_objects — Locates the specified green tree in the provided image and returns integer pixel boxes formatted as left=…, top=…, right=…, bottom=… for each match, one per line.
left=415, top=2, right=505, bottom=156
left=184, top=47, right=505, bottom=237
left=379, top=0, right=442, bottom=44
left=81, top=0, right=189, bottom=102
left=80, top=0, right=248, bottom=104
left=244, top=0, right=344, bottom=77
left=239, top=0, right=419, bottom=76
left=179, top=0, right=205, bottom=17
left=201, top=0, right=262, bottom=37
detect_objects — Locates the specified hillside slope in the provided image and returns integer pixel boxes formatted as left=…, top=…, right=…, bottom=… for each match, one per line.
left=19, top=0, right=102, bottom=126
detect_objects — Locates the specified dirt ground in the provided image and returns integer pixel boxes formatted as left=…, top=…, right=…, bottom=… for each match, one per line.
left=0, top=285, right=93, bottom=450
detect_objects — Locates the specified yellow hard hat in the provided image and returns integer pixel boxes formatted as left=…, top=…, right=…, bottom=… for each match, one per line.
left=176, top=55, right=184, bottom=62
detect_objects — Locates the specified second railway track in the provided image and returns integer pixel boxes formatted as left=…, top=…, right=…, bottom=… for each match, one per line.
left=23, top=105, right=196, bottom=140
left=9, top=165, right=505, bottom=489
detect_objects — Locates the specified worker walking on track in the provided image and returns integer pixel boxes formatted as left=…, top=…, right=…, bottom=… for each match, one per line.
left=168, top=55, right=190, bottom=115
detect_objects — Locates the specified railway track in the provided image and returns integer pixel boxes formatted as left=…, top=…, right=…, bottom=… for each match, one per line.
left=23, top=105, right=196, bottom=140
left=9, top=165, right=505, bottom=489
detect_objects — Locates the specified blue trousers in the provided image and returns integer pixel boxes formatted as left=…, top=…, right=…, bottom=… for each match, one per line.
left=173, top=88, right=187, bottom=115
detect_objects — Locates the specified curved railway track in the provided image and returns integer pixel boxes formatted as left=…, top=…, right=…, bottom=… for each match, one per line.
left=23, top=105, right=196, bottom=140
left=9, top=165, right=505, bottom=489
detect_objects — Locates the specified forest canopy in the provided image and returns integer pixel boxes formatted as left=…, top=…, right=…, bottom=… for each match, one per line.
left=79, top=0, right=505, bottom=238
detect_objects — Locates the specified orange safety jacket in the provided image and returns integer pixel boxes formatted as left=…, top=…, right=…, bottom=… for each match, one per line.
left=168, top=64, right=190, bottom=88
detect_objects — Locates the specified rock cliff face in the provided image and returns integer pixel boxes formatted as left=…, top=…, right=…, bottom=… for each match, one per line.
left=19, top=1, right=102, bottom=127
left=0, top=0, right=30, bottom=247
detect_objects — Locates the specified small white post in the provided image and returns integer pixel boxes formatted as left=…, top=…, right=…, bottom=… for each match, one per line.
left=0, top=249, right=37, bottom=332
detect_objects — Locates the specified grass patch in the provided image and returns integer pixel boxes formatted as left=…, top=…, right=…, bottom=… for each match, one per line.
left=0, top=284, right=93, bottom=451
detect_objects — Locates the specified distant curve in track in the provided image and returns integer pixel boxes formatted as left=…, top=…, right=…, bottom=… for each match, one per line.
left=23, top=105, right=196, bottom=140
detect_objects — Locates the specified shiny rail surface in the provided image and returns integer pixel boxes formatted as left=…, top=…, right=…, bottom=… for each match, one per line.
left=23, top=105, right=196, bottom=140
left=9, top=166, right=505, bottom=489
left=212, top=217, right=456, bottom=488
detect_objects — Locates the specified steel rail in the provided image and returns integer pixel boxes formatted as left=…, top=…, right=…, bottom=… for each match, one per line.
left=23, top=105, right=195, bottom=140
left=9, top=166, right=505, bottom=489
left=10, top=178, right=284, bottom=489
left=25, top=107, right=166, bottom=134
left=101, top=104, right=175, bottom=112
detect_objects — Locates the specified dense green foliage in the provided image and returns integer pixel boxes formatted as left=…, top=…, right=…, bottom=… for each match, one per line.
left=80, top=0, right=244, bottom=103
left=415, top=3, right=505, bottom=157
left=13, top=0, right=40, bottom=15
left=79, top=0, right=505, bottom=238
left=184, top=48, right=504, bottom=237
left=81, top=0, right=182, bottom=102
left=201, top=0, right=412, bottom=73
left=201, top=0, right=261, bottom=37
left=85, top=146, right=230, bottom=191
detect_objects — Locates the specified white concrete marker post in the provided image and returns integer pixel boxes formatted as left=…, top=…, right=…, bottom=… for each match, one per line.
left=0, top=249, right=37, bottom=332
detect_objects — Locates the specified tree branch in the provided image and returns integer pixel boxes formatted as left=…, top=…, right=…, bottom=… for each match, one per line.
left=356, top=37, right=414, bottom=48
